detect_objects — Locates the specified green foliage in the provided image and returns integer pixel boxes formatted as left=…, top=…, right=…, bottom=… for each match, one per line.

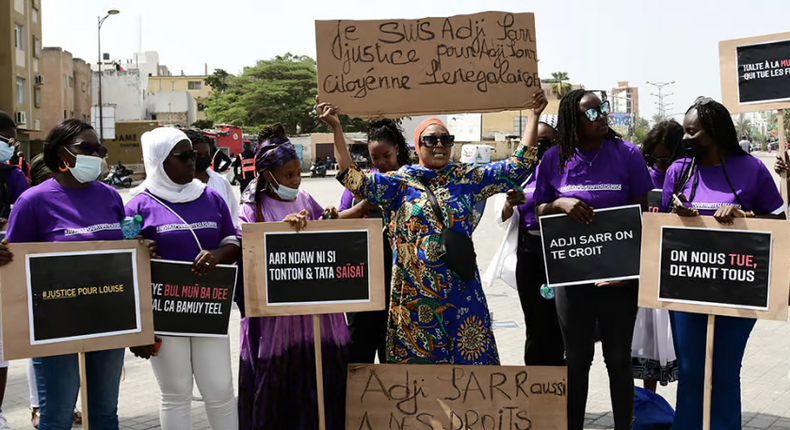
left=548, top=72, right=572, bottom=98
left=204, top=69, right=230, bottom=93
left=632, top=116, right=650, bottom=144
left=191, top=119, right=214, bottom=129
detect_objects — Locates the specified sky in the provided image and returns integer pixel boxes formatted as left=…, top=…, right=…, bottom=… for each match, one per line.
left=42, top=0, right=790, bottom=121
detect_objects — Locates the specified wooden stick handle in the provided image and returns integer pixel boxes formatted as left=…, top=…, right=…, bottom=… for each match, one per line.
left=78, top=352, right=89, bottom=430
left=313, top=315, right=326, bottom=430
left=702, top=314, right=715, bottom=430
left=779, top=110, right=788, bottom=219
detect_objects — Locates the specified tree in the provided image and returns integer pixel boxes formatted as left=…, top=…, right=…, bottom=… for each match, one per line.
left=191, top=119, right=214, bottom=129
left=651, top=113, right=663, bottom=125
left=632, top=116, right=650, bottom=145
left=204, top=69, right=230, bottom=94
left=547, top=72, right=572, bottom=98
left=734, top=114, right=751, bottom=138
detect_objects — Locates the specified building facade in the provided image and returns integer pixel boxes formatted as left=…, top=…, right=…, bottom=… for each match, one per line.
left=0, top=0, right=44, bottom=152
left=611, top=81, right=640, bottom=117
left=148, top=75, right=211, bottom=121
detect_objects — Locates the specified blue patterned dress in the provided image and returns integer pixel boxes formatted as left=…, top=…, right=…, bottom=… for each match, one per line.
left=338, top=145, right=538, bottom=364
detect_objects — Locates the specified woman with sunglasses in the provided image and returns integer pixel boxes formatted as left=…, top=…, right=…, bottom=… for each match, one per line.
left=318, top=91, right=543, bottom=365
left=534, top=90, right=653, bottom=430
left=4, top=119, right=154, bottom=429
left=664, top=97, right=784, bottom=430
left=126, top=127, right=240, bottom=429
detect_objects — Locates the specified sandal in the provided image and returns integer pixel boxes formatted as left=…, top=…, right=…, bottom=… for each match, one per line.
left=73, top=411, right=82, bottom=425
left=31, top=407, right=39, bottom=429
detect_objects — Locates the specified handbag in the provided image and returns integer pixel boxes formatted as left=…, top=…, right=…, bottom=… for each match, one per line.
left=422, top=185, right=478, bottom=281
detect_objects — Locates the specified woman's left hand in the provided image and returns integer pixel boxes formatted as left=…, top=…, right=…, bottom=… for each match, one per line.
left=135, top=236, right=160, bottom=259
left=0, top=239, right=13, bottom=267
left=530, top=89, right=549, bottom=116
left=713, top=204, right=750, bottom=225
left=322, top=206, right=339, bottom=220
left=192, top=250, right=218, bottom=276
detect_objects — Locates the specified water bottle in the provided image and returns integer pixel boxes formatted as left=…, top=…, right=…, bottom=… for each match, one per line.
left=540, top=284, right=555, bottom=300
left=121, top=215, right=143, bottom=240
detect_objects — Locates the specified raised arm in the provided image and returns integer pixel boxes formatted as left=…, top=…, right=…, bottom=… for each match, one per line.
left=317, top=97, right=354, bottom=172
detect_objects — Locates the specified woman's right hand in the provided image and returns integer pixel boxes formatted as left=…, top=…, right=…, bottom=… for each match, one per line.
left=284, top=209, right=310, bottom=231
left=505, top=189, right=526, bottom=208
left=672, top=194, right=699, bottom=217
left=529, top=89, right=549, bottom=117
left=130, top=336, right=161, bottom=360
left=776, top=153, right=788, bottom=176
left=316, top=97, right=341, bottom=130
left=555, top=197, right=594, bottom=224
left=0, top=239, right=13, bottom=267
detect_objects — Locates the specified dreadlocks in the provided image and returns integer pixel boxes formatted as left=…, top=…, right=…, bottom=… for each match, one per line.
left=555, top=90, right=621, bottom=173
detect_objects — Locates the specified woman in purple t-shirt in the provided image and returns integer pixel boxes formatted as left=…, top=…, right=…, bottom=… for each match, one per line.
left=664, top=98, right=784, bottom=430
left=126, top=127, right=241, bottom=429
left=534, top=90, right=653, bottom=430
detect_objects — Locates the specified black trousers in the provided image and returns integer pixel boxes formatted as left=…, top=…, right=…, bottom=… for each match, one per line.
left=515, top=234, right=565, bottom=366
left=555, top=281, right=638, bottom=430
left=346, top=239, right=392, bottom=364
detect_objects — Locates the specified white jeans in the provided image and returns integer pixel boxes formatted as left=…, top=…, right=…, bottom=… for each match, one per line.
left=28, top=360, right=38, bottom=408
left=151, top=336, right=237, bottom=429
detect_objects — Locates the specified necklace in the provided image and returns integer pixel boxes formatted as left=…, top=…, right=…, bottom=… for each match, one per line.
left=577, top=140, right=605, bottom=166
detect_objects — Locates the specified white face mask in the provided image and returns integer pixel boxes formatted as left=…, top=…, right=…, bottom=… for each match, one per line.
left=65, top=148, right=103, bottom=183
left=268, top=172, right=299, bottom=201
left=0, top=141, right=14, bottom=163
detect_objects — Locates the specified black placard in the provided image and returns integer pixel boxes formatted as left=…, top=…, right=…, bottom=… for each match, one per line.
left=265, top=230, right=370, bottom=305
left=539, top=205, right=643, bottom=287
left=648, top=189, right=662, bottom=213
left=27, top=250, right=140, bottom=344
left=658, top=226, right=771, bottom=309
left=737, top=39, right=790, bottom=104
left=150, top=260, right=237, bottom=337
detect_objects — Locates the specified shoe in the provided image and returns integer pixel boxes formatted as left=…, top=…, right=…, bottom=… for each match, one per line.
left=0, top=412, right=10, bottom=429
left=73, top=411, right=82, bottom=425
left=31, top=407, right=39, bottom=429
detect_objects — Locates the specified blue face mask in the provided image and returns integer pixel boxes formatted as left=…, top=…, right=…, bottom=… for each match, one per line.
left=0, top=141, right=14, bottom=163
left=268, top=172, right=299, bottom=201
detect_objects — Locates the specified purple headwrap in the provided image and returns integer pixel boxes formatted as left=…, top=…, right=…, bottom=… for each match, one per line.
left=254, top=136, right=298, bottom=173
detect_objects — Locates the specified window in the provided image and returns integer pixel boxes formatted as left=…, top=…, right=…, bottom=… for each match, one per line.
left=33, top=36, right=40, bottom=57
left=197, top=103, right=205, bottom=112
left=34, top=87, right=41, bottom=108
left=69, top=77, right=74, bottom=88
left=32, top=0, right=41, bottom=10
left=16, top=78, right=25, bottom=104
left=63, top=75, right=67, bottom=88
left=188, top=81, right=202, bottom=90
left=63, top=110, right=67, bottom=119
left=14, top=24, right=24, bottom=50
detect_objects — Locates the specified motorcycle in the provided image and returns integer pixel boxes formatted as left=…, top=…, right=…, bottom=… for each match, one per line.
left=103, top=166, right=133, bottom=188
left=310, top=162, right=327, bottom=178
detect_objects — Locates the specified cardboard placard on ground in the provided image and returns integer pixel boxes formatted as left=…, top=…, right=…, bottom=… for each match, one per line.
left=150, top=260, right=238, bottom=337
left=346, top=364, right=567, bottom=429
left=315, top=12, right=539, bottom=118
left=242, top=219, right=386, bottom=317
left=539, top=204, right=643, bottom=287
left=639, top=213, right=790, bottom=321
left=0, top=241, right=154, bottom=360
left=719, top=31, right=790, bottom=113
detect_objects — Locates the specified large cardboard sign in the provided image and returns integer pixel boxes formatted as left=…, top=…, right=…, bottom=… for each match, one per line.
left=346, top=364, right=567, bottom=430
left=719, top=32, right=790, bottom=113
left=639, top=213, right=790, bottom=320
left=539, top=205, right=643, bottom=287
left=242, top=219, right=386, bottom=317
left=150, top=260, right=237, bottom=337
left=0, top=241, right=154, bottom=360
left=315, top=12, right=539, bottom=119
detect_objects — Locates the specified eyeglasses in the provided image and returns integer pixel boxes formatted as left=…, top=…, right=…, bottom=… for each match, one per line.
left=645, top=154, right=673, bottom=167
left=70, top=141, right=107, bottom=158
left=0, top=135, right=16, bottom=148
left=583, top=101, right=610, bottom=122
left=171, top=150, right=197, bottom=162
left=421, top=134, right=455, bottom=147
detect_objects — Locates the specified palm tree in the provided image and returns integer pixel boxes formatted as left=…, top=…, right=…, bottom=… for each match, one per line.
left=548, top=72, right=572, bottom=98
left=734, top=114, right=751, bottom=139
left=652, top=113, right=663, bottom=125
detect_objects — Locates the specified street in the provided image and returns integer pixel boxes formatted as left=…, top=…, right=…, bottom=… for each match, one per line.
left=1, top=151, right=788, bottom=429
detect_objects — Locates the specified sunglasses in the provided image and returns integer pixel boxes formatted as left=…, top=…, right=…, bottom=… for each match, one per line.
left=70, top=141, right=107, bottom=158
left=171, top=150, right=197, bottom=162
left=645, top=154, right=673, bottom=167
left=583, top=100, right=611, bottom=122
left=421, top=134, right=455, bottom=147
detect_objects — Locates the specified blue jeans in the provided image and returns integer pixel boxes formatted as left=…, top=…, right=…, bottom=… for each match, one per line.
left=670, top=311, right=755, bottom=430
left=33, top=349, right=125, bottom=430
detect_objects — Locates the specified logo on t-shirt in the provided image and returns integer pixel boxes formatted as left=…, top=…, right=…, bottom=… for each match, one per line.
left=524, top=187, right=536, bottom=193
left=559, top=184, right=622, bottom=193
left=156, top=222, right=218, bottom=234
left=691, top=202, right=742, bottom=210
left=64, top=223, right=121, bottom=236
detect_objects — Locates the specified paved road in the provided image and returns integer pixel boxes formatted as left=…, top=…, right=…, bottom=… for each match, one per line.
left=1, top=152, right=787, bottom=429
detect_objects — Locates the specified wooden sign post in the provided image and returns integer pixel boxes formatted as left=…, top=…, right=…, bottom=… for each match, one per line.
left=640, top=213, right=790, bottom=430
left=242, top=219, right=386, bottom=430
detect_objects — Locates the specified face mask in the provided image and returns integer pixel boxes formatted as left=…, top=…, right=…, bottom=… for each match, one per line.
left=268, top=172, right=299, bottom=201
left=65, top=149, right=103, bottom=183
left=681, top=137, right=703, bottom=158
left=0, top=142, right=14, bottom=163
left=195, top=156, right=212, bottom=172
left=537, top=139, right=553, bottom=160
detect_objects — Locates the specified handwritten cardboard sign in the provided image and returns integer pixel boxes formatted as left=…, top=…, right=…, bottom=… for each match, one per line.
left=315, top=12, right=539, bottom=119
left=242, top=219, right=386, bottom=317
left=639, top=213, right=790, bottom=320
left=346, top=364, right=567, bottom=430
left=719, top=31, right=790, bottom=113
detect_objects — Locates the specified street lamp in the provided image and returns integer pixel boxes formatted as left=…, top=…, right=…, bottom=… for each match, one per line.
left=98, top=9, right=120, bottom=142
left=646, top=81, right=675, bottom=120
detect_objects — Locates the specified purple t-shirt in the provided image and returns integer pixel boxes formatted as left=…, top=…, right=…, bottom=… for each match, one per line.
left=125, top=188, right=237, bottom=262
left=534, top=139, right=653, bottom=209
left=6, top=179, right=124, bottom=243
left=661, top=155, right=784, bottom=216
left=3, top=167, right=28, bottom=203
left=517, top=173, right=539, bottom=231
left=650, top=168, right=666, bottom=190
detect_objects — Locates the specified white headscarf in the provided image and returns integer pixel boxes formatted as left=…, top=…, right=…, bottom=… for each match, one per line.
left=130, top=127, right=206, bottom=203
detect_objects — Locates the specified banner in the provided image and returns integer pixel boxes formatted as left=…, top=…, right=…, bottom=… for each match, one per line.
left=346, top=364, right=567, bottom=430
left=150, top=260, right=237, bottom=337
left=658, top=226, right=771, bottom=310
left=737, top=39, right=790, bottom=105
left=315, top=12, right=539, bottom=118
left=539, top=205, right=643, bottom=286
left=26, top=249, right=141, bottom=344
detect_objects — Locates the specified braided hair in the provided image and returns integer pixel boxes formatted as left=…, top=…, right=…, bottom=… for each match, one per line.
left=555, top=90, right=621, bottom=173
left=183, top=129, right=210, bottom=148
left=367, top=119, right=410, bottom=168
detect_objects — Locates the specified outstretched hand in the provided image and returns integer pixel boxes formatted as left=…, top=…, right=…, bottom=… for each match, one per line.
left=316, top=97, right=341, bottom=130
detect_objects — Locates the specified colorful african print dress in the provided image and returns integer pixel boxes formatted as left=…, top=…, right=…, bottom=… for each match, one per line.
left=338, top=145, right=538, bottom=364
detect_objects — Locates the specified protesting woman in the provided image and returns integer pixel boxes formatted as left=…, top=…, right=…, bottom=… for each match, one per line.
left=483, top=112, right=564, bottom=366
left=235, top=124, right=347, bottom=430
left=534, top=90, right=653, bottom=430
left=126, top=127, right=239, bottom=430
left=185, top=129, right=239, bottom=227
left=631, top=120, right=684, bottom=393
left=338, top=119, right=410, bottom=363
left=318, top=90, right=542, bottom=365
left=663, top=97, right=784, bottom=430
left=5, top=119, right=154, bottom=429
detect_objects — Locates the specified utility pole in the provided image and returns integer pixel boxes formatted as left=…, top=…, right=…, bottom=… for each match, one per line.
left=97, top=9, right=120, bottom=141
left=647, top=81, right=675, bottom=121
